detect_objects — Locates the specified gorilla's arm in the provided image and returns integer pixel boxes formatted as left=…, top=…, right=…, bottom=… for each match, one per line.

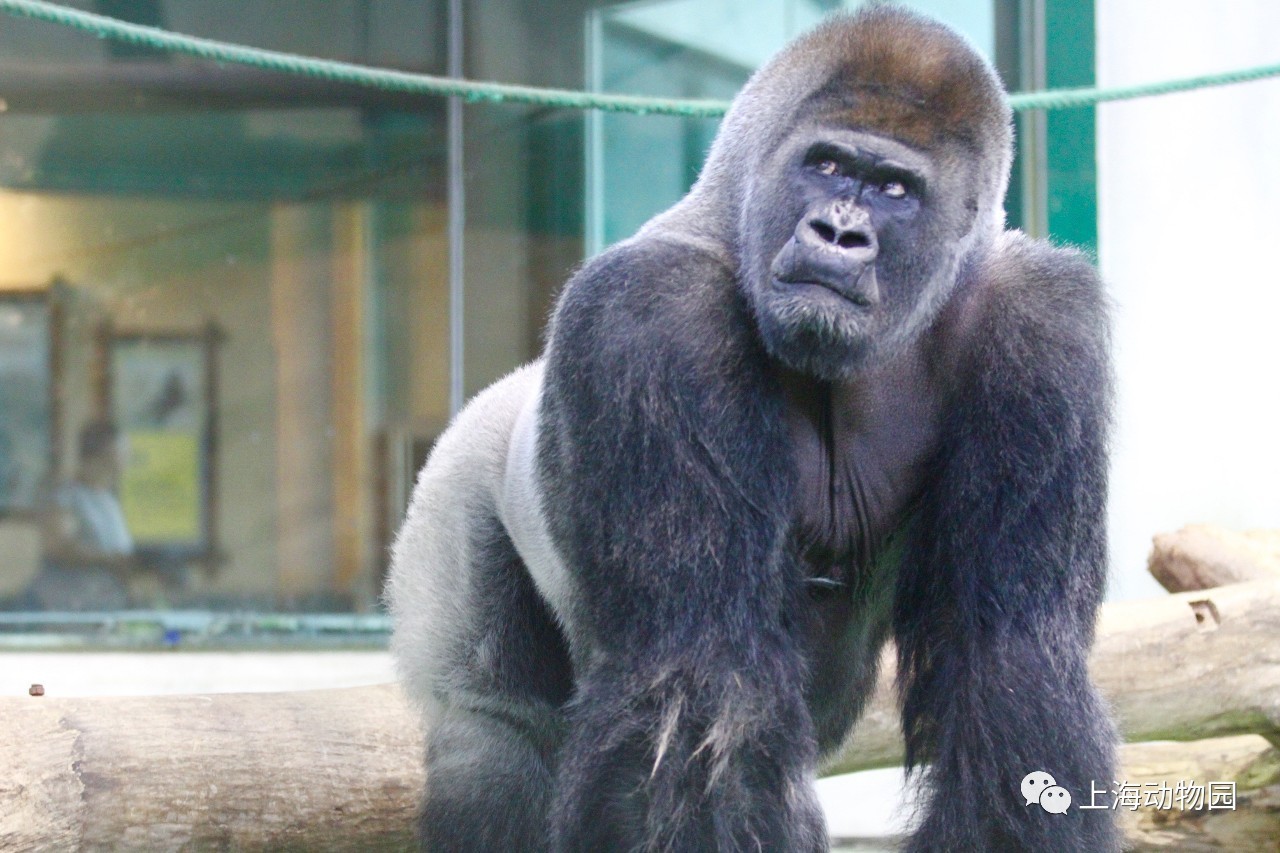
left=537, top=239, right=827, bottom=851
left=894, top=236, right=1119, bottom=852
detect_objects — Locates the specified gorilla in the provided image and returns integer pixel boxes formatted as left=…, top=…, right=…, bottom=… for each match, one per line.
left=387, top=6, right=1118, bottom=851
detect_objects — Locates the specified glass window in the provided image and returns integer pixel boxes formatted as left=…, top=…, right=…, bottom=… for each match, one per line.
left=0, top=1, right=450, bottom=638
left=0, top=0, right=1061, bottom=645
left=587, top=0, right=1003, bottom=252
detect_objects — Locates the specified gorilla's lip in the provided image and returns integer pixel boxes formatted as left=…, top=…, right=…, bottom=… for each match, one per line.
left=773, top=275, right=875, bottom=309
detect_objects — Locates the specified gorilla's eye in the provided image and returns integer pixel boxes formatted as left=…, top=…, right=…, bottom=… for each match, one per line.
left=881, top=180, right=908, bottom=199
left=815, top=159, right=840, bottom=177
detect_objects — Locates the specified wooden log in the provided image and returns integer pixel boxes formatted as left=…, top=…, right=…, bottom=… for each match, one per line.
left=825, top=579, right=1280, bottom=775
left=1120, top=734, right=1280, bottom=790
left=3, top=580, right=1279, bottom=849
left=1149, top=524, right=1280, bottom=593
left=0, top=683, right=422, bottom=851
left=1118, top=736, right=1280, bottom=851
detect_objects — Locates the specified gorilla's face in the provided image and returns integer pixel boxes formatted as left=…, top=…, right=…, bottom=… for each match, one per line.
left=742, top=125, right=971, bottom=380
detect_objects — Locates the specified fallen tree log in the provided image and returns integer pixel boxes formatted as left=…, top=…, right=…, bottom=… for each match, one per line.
left=1119, top=735, right=1280, bottom=852
left=1121, top=734, right=1280, bottom=793
left=1149, top=524, right=1280, bottom=592
left=3, top=580, right=1279, bottom=850
left=826, top=578, right=1280, bottom=775
left=0, top=683, right=423, bottom=851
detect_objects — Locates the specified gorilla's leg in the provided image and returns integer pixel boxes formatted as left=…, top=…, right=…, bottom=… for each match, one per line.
left=422, top=704, right=557, bottom=850
left=804, top=544, right=899, bottom=756
left=416, top=518, right=572, bottom=852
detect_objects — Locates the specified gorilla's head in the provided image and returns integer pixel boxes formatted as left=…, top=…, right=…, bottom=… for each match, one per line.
left=657, top=7, right=1013, bottom=380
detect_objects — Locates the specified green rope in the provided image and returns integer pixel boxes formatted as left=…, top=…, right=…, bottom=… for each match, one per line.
left=0, top=0, right=728, bottom=117
left=2, top=0, right=1279, bottom=116
left=1008, top=62, right=1280, bottom=110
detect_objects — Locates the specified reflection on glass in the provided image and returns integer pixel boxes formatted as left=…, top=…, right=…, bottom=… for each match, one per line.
left=0, top=296, right=52, bottom=514
left=0, top=0, right=1001, bottom=636
left=29, top=420, right=134, bottom=611
left=0, top=4, right=449, bottom=624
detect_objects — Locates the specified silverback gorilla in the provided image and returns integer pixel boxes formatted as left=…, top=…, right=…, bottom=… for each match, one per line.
left=387, top=6, right=1118, bottom=851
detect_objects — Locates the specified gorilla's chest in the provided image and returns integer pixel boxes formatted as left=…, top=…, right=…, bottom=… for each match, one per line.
left=782, top=361, right=943, bottom=577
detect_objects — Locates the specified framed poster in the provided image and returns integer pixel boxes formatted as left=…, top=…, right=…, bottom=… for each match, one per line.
left=0, top=290, right=60, bottom=515
left=98, top=323, right=221, bottom=560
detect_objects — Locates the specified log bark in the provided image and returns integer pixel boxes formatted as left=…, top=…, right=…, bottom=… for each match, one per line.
left=1118, top=736, right=1280, bottom=851
left=0, top=683, right=422, bottom=852
left=1120, top=734, right=1280, bottom=791
left=1149, top=524, right=1280, bottom=592
left=3, top=581, right=1279, bottom=849
left=824, top=579, right=1280, bottom=775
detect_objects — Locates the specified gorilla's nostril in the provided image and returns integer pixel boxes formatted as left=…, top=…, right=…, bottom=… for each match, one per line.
left=811, top=220, right=837, bottom=244
left=811, top=219, right=871, bottom=251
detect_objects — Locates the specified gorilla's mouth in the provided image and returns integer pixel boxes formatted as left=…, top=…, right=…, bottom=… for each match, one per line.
left=769, top=238, right=880, bottom=310
left=772, top=273, right=877, bottom=310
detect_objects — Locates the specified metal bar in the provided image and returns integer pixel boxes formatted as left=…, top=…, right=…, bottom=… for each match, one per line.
left=447, top=0, right=465, bottom=415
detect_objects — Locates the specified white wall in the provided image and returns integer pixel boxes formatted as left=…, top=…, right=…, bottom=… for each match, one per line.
left=1097, top=0, right=1280, bottom=600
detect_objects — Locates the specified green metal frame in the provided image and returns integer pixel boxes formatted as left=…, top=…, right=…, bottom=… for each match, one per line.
left=998, top=0, right=1097, bottom=252
left=1044, top=0, right=1097, bottom=253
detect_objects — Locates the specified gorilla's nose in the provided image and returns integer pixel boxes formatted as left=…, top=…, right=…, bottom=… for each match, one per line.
left=798, top=200, right=878, bottom=263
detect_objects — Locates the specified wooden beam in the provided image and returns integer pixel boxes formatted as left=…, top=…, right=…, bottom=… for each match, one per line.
left=269, top=204, right=335, bottom=602
left=330, top=202, right=375, bottom=602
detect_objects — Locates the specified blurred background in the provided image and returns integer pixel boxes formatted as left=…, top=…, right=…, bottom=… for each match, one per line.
left=1, top=1, right=1277, bottom=847
left=0, top=0, right=1275, bottom=651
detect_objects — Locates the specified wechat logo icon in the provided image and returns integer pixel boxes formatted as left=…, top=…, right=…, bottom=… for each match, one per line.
left=1022, top=771, right=1072, bottom=814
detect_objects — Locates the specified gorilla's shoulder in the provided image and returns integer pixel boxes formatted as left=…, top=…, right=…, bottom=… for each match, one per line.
left=549, top=235, right=749, bottom=363
left=963, top=231, right=1112, bottom=423
left=977, top=230, right=1109, bottom=356
left=985, top=230, right=1106, bottom=325
left=560, top=235, right=736, bottom=315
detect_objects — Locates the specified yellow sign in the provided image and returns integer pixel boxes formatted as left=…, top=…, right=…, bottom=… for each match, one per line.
left=120, top=430, right=201, bottom=543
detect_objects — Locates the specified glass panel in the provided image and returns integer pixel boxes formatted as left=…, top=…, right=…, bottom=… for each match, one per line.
left=0, top=294, right=54, bottom=515
left=0, top=0, right=1013, bottom=641
left=587, top=0, right=1000, bottom=254
left=460, top=0, right=590, bottom=397
left=0, top=2, right=448, bottom=630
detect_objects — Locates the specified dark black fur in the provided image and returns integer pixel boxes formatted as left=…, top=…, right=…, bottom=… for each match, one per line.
left=392, top=6, right=1118, bottom=851
left=890, top=239, right=1117, bottom=851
